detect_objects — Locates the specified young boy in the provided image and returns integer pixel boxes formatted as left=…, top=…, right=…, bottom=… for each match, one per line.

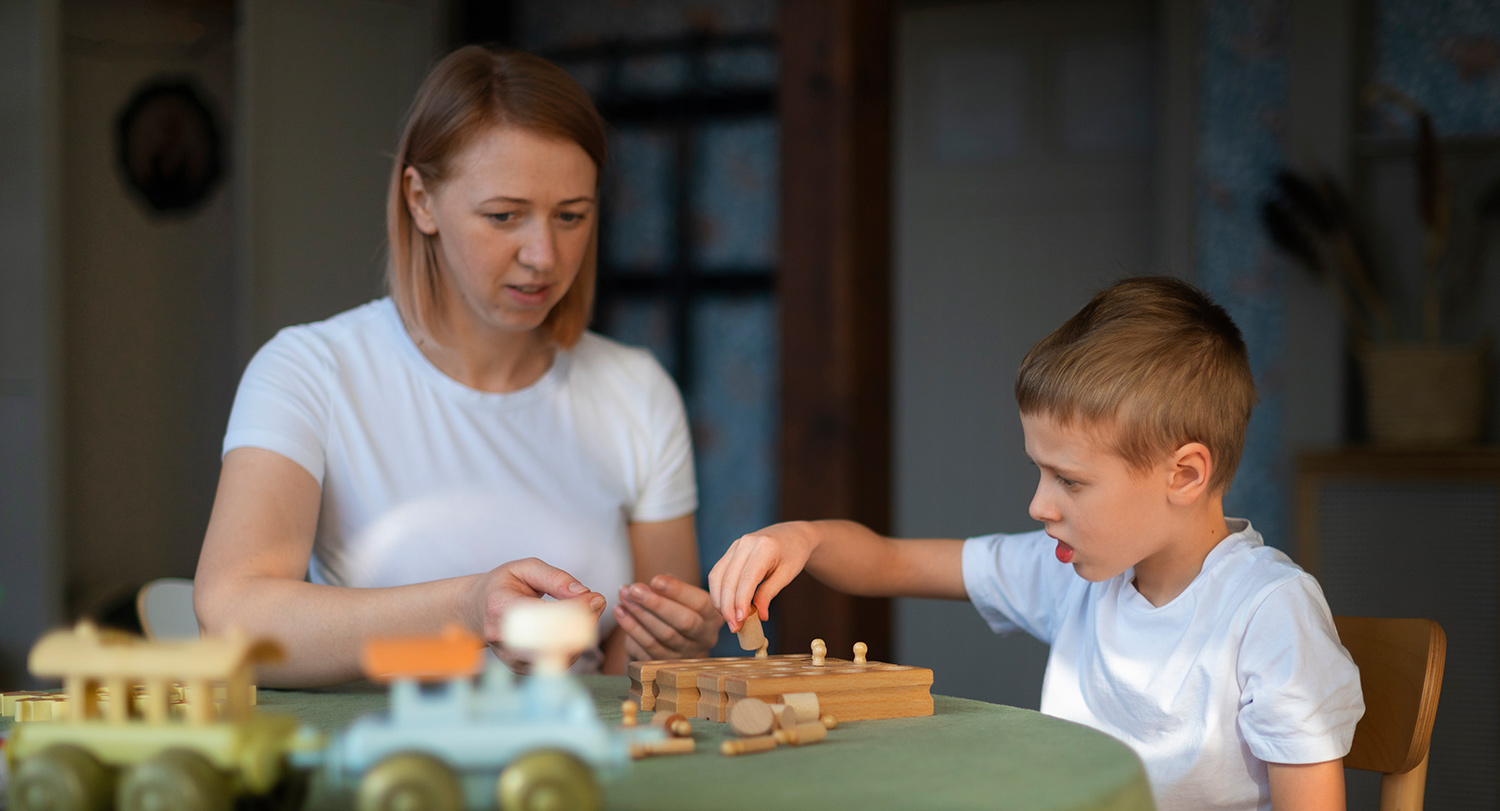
left=707, top=277, right=1363, bottom=811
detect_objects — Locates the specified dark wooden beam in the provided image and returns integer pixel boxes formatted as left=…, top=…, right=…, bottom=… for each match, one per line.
left=776, top=0, right=893, bottom=661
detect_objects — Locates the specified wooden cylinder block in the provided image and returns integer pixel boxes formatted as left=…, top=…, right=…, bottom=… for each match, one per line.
left=728, top=698, right=774, bottom=737
left=774, top=721, right=829, bottom=746
left=779, top=692, right=820, bottom=723
left=768, top=703, right=798, bottom=730
left=721, top=735, right=779, bottom=756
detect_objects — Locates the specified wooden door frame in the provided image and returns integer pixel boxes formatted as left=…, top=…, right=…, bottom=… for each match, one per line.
left=776, top=0, right=893, bottom=660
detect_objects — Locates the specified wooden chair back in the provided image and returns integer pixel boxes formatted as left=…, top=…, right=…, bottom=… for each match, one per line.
left=1334, top=616, right=1446, bottom=811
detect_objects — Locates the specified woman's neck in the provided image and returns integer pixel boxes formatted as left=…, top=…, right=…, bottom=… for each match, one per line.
left=409, top=306, right=557, bottom=394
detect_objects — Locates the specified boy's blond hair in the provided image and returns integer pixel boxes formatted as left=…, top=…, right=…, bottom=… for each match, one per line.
left=1015, top=276, right=1257, bottom=494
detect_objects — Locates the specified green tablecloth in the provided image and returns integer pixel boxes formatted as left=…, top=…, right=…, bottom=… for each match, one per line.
left=255, top=676, right=1156, bottom=811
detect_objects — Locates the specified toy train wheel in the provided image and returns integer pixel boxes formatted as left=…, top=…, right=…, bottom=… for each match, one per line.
left=7, top=744, right=112, bottom=811
left=496, top=750, right=600, bottom=811
left=117, top=749, right=231, bottom=811
left=357, top=752, right=463, bottom=811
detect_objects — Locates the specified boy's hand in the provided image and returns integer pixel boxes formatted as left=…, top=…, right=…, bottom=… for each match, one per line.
left=708, top=521, right=823, bottom=632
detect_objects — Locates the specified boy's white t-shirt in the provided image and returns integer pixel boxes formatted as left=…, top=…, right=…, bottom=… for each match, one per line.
left=223, top=298, right=698, bottom=662
left=962, top=520, right=1364, bottom=811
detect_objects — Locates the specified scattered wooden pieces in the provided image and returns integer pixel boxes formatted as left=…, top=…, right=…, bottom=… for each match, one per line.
left=720, top=735, right=779, bottom=757
left=820, top=714, right=838, bottom=730
left=768, top=702, right=797, bottom=730
left=737, top=614, right=769, bottom=659
left=651, top=711, right=693, bottom=737
left=621, top=699, right=638, bottom=726
left=631, top=738, right=696, bottom=758
left=781, top=692, right=820, bottom=724
left=774, top=721, right=829, bottom=746
left=728, top=698, right=774, bottom=737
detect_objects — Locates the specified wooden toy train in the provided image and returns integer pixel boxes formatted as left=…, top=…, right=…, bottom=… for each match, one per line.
left=1, top=601, right=663, bottom=811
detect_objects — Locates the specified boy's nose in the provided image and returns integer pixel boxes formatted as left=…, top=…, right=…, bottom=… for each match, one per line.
left=1029, top=485, right=1058, bottom=523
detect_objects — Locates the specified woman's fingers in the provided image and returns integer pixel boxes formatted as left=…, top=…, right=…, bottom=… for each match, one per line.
left=502, top=557, right=593, bottom=601
left=613, top=600, right=673, bottom=660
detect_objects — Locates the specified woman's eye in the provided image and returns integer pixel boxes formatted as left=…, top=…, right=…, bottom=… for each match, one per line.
left=559, top=211, right=588, bottom=224
left=486, top=212, right=516, bottom=223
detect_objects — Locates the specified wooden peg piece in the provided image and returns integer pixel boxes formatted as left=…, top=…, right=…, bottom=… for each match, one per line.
left=721, top=735, right=779, bottom=756
left=621, top=699, right=638, bottom=726
left=728, top=698, right=775, bottom=737
left=652, top=711, right=693, bottom=737
left=774, top=721, right=829, bottom=746
left=631, top=738, right=696, bottom=758
left=780, top=692, right=820, bottom=723
left=737, top=613, right=769, bottom=658
left=820, top=714, right=838, bottom=730
left=853, top=641, right=867, bottom=664
left=811, top=638, right=827, bottom=666
left=768, top=703, right=797, bottom=730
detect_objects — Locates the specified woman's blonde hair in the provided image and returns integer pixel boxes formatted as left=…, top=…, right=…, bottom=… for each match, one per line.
left=1015, top=276, right=1258, bottom=494
left=387, top=46, right=608, bottom=348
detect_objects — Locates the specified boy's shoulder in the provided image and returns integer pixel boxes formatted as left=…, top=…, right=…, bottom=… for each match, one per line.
left=1198, top=521, right=1338, bottom=635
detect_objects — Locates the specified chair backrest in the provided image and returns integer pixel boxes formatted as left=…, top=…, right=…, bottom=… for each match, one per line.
left=1334, top=616, right=1446, bottom=808
left=136, top=577, right=201, bottom=641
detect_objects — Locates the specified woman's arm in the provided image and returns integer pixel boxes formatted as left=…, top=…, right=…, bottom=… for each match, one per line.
left=194, top=447, right=606, bottom=686
left=1267, top=760, right=1345, bottom=811
left=606, top=514, right=723, bottom=669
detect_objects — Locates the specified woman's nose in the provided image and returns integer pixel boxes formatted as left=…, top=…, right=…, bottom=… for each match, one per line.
left=518, top=222, right=557, bottom=272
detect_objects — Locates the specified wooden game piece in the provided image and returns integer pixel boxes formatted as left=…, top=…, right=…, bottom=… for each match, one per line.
left=728, top=698, right=775, bottom=737
left=853, top=641, right=867, bottom=664
left=820, top=713, right=837, bottom=730
left=721, top=735, right=778, bottom=756
left=811, top=638, right=827, bottom=666
left=651, top=712, right=693, bottom=737
left=737, top=613, right=769, bottom=658
left=774, top=721, right=829, bottom=746
left=780, top=692, right=820, bottom=723
left=621, top=699, right=638, bottom=726
left=630, top=738, right=696, bottom=758
left=768, top=703, right=797, bottom=730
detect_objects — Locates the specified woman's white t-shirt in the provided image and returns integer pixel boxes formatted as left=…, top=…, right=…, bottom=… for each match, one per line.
left=962, top=520, right=1364, bottom=811
left=223, top=298, right=698, bottom=657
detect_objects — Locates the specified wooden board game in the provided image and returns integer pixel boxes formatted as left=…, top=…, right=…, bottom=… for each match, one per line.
left=631, top=641, right=933, bottom=723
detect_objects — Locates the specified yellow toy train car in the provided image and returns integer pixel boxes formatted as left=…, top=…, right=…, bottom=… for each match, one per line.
left=3, top=621, right=312, bottom=811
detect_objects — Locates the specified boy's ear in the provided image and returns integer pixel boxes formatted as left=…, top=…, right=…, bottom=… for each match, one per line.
left=1165, top=442, right=1213, bottom=505
left=404, top=166, right=440, bottom=236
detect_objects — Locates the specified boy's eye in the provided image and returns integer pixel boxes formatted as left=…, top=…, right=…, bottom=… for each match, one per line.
left=1056, top=475, right=1078, bottom=488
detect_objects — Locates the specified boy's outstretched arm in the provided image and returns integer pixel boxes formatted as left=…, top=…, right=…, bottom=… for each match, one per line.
left=707, top=519, right=965, bottom=631
left=1267, top=760, right=1345, bottom=811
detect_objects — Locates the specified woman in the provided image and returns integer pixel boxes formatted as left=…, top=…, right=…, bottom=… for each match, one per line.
left=194, top=46, right=722, bottom=685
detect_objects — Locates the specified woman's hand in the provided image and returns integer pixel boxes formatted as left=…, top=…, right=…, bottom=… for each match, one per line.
left=470, top=557, right=607, bottom=672
left=613, top=574, right=724, bottom=661
left=707, top=521, right=825, bottom=632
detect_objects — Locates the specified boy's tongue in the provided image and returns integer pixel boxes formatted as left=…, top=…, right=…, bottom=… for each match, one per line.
left=1055, top=540, right=1075, bottom=563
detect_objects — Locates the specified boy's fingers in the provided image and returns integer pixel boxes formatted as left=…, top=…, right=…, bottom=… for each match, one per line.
left=732, top=547, right=777, bottom=630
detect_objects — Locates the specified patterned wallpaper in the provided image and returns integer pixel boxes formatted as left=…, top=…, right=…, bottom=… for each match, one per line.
left=1195, top=0, right=1293, bottom=549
